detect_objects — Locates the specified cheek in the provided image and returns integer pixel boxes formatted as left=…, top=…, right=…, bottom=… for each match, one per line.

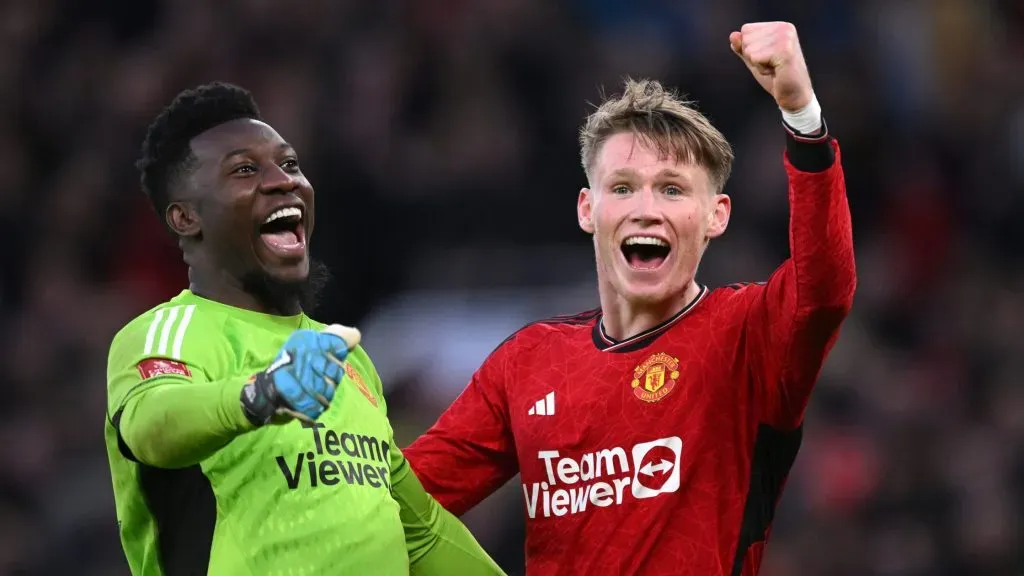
left=217, top=207, right=248, bottom=238
left=670, top=207, right=708, bottom=254
left=592, top=201, right=624, bottom=230
left=689, top=201, right=715, bottom=228
left=208, top=202, right=251, bottom=241
left=592, top=213, right=618, bottom=251
left=674, top=207, right=702, bottom=232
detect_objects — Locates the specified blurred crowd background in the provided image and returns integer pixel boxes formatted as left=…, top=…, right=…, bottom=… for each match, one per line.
left=1, top=0, right=1022, bottom=574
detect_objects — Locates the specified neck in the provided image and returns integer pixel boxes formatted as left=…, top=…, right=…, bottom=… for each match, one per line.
left=188, top=267, right=302, bottom=316
left=599, top=280, right=702, bottom=341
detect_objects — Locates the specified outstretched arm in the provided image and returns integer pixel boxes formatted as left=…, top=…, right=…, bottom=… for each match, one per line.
left=108, top=315, right=358, bottom=469
left=353, top=351, right=506, bottom=575
left=391, top=450, right=506, bottom=575
left=106, top=309, right=257, bottom=469
left=404, top=338, right=520, bottom=516
left=111, top=367, right=255, bottom=468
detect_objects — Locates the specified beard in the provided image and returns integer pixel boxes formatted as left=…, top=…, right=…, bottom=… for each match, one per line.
left=241, top=258, right=332, bottom=315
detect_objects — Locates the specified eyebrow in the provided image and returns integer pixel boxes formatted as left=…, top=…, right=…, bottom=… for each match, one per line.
left=221, top=142, right=294, bottom=162
left=607, top=167, right=689, bottom=180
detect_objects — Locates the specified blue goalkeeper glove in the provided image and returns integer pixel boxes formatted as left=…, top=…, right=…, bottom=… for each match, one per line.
left=240, top=325, right=362, bottom=426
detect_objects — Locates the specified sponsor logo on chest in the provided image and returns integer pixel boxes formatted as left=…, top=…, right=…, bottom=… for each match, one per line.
left=276, top=421, right=391, bottom=491
left=523, top=436, right=682, bottom=519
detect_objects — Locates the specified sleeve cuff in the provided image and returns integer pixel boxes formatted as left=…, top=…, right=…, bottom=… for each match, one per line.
left=784, top=117, right=835, bottom=173
left=225, top=377, right=259, bottom=431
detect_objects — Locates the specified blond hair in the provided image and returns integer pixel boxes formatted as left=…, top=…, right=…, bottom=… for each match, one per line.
left=579, top=78, right=734, bottom=193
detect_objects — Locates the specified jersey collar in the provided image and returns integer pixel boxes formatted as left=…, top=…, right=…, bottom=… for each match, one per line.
left=591, top=285, right=708, bottom=353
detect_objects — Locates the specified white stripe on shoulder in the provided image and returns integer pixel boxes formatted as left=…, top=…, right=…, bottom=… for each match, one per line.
left=157, top=306, right=181, bottom=356
left=143, top=308, right=165, bottom=355
left=171, top=304, right=196, bottom=360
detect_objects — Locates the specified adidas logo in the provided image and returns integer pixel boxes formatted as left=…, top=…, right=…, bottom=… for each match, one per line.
left=527, top=392, right=555, bottom=416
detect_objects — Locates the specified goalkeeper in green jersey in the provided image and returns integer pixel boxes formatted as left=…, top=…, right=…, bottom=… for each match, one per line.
left=104, top=82, right=505, bottom=576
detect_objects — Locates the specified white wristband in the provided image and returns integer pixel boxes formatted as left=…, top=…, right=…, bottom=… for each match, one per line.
left=781, top=95, right=823, bottom=135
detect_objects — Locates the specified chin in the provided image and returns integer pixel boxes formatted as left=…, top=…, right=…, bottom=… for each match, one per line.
left=615, top=270, right=689, bottom=307
left=623, top=286, right=677, bottom=307
left=616, top=277, right=666, bottom=303
left=244, top=257, right=330, bottom=313
left=264, top=260, right=310, bottom=285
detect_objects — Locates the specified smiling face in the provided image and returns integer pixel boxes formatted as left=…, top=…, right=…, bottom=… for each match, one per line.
left=578, top=131, right=731, bottom=307
left=167, top=118, right=314, bottom=287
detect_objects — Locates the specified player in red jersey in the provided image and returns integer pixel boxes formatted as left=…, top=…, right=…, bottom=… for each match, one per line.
left=404, top=22, right=856, bottom=576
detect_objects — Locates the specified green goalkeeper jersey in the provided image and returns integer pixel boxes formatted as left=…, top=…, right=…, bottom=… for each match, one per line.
left=104, top=290, right=501, bottom=576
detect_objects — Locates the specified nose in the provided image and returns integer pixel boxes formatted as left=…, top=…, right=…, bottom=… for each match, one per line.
left=259, top=162, right=299, bottom=194
left=630, top=187, right=662, bottom=224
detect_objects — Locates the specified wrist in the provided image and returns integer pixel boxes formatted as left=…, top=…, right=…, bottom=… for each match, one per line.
left=781, top=94, right=822, bottom=135
left=220, top=377, right=258, bottom=432
left=240, top=372, right=278, bottom=427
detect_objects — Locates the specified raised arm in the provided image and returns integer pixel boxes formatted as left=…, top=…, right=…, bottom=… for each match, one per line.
left=730, top=23, right=856, bottom=428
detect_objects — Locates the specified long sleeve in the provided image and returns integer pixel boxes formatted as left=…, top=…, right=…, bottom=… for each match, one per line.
left=390, top=449, right=506, bottom=575
left=347, top=347, right=506, bottom=575
left=745, top=127, right=857, bottom=429
left=404, top=340, right=520, bottom=517
left=106, top=304, right=256, bottom=469
left=113, top=372, right=255, bottom=468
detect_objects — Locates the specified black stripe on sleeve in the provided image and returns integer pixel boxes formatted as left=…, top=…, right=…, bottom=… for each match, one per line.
left=139, top=464, right=219, bottom=575
left=111, top=407, right=139, bottom=463
left=783, top=118, right=835, bottom=173
left=730, top=424, right=803, bottom=576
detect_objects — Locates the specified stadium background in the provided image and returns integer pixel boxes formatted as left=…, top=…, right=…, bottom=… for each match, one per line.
left=2, top=0, right=1022, bottom=574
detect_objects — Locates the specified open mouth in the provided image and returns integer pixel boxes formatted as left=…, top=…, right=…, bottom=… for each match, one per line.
left=259, top=206, right=306, bottom=258
left=621, top=236, right=670, bottom=270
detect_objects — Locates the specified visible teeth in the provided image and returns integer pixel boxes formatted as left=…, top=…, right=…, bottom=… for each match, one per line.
left=263, top=206, right=302, bottom=225
left=624, top=236, right=668, bottom=247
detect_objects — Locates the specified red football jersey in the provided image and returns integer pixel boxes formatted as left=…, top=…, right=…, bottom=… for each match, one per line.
left=405, top=134, right=855, bottom=576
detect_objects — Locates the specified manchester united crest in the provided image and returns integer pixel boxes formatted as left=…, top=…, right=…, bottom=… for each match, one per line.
left=345, top=363, right=379, bottom=407
left=631, top=352, right=680, bottom=403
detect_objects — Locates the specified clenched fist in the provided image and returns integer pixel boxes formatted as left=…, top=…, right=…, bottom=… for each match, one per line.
left=729, top=22, right=813, bottom=112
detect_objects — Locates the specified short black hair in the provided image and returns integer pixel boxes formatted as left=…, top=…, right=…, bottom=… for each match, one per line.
left=136, top=82, right=262, bottom=219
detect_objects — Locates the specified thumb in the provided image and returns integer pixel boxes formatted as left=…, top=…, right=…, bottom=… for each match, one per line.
left=729, top=31, right=743, bottom=57
left=321, top=324, right=362, bottom=353
left=728, top=32, right=759, bottom=73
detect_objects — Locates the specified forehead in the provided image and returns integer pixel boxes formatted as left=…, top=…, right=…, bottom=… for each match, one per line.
left=189, top=118, right=288, bottom=162
left=593, top=131, right=705, bottom=182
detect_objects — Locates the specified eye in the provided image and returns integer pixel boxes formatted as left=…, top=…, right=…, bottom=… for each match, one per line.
left=611, top=185, right=631, bottom=195
left=232, top=164, right=256, bottom=175
left=281, top=158, right=300, bottom=172
left=663, top=185, right=684, bottom=196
